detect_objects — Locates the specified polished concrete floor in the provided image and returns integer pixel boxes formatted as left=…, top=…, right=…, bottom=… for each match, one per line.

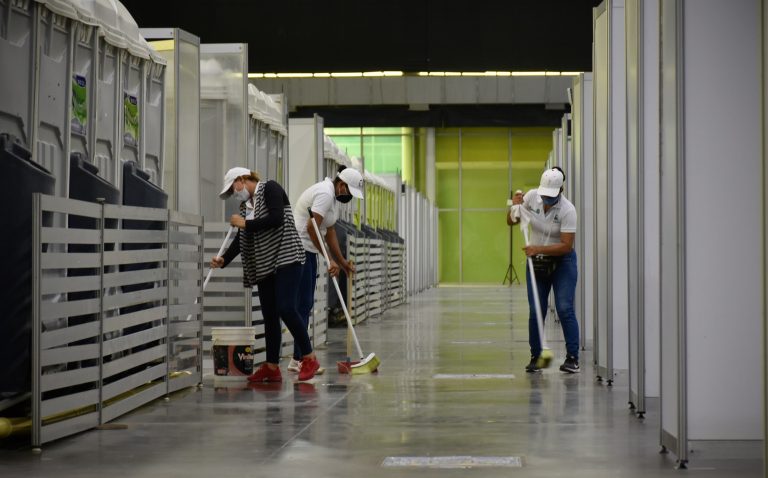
left=1, top=286, right=763, bottom=477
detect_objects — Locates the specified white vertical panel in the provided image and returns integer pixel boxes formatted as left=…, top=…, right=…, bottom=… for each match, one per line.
left=626, top=0, right=641, bottom=407
left=574, top=73, right=595, bottom=351
left=608, top=0, right=629, bottom=373
left=659, top=0, right=681, bottom=453
left=683, top=0, right=762, bottom=441
left=641, top=0, right=661, bottom=399
left=593, top=5, right=610, bottom=375
left=287, top=117, right=321, bottom=205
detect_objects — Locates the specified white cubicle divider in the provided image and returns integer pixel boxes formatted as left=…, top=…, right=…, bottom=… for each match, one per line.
left=142, top=28, right=201, bottom=216
left=625, top=0, right=660, bottom=419
left=199, top=43, right=248, bottom=223
left=571, top=73, right=594, bottom=352
left=592, top=0, right=628, bottom=385
left=659, top=0, right=763, bottom=467
left=288, top=116, right=323, bottom=205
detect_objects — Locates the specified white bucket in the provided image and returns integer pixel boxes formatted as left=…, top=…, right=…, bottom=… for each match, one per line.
left=211, top=327, right=255, bottom=380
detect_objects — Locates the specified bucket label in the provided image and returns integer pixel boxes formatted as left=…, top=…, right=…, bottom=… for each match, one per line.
left=213, top=345, right=254, bottom=377
left=71, top=74, right=87, bottom=135
left=123, top=92, right=139, bottom=147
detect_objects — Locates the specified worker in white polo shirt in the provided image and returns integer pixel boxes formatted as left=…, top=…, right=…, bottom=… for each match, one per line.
left=511, top=167, right=580, bottom=374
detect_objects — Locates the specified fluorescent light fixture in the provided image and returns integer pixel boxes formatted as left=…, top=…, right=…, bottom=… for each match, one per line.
left=383, top=71, right=403, bottom=76
left=264, top=73, right=278, bottom=78
left=331, top=72, right=364, bottom=77
left=512, top=71, right=546, bottom=76
left=314, top=73, right=331, bottom=77
left=461, top=72, right=486, bottom=76
left=418, top=72, right=429, bottom=76
left=545, top=71, right=561, bottom=76
left=496, top=71, right=511, bottom=76
left=428, top=72, right=445, bottom=76
left=445, top=72, right=462, bottom=76
left=560, top=71, right=581, bottom=76
left=276, top=73, right=313, bottom=78
left=247, top=73, right=264, bottom=78
left=363, top=71, right=384, bottom=77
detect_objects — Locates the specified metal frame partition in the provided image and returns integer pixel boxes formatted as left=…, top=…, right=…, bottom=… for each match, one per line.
left=31, top=193, right=204, bottom=448
left=626, top=0, right=661, bottom=420
left=659, top=0, right=764, bottom=468
left=593, top=0, right=629, bottom=385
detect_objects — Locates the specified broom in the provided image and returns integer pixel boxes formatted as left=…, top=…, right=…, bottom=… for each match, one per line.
left=308, top=209, right=380, bottom=374
left=519, top=215, right=554, bottom=369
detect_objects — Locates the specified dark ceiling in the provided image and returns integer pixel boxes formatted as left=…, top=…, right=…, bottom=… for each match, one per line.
left=122, top=0, right=601, bottom=73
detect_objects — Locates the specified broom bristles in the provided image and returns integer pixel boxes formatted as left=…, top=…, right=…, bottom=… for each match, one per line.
left=350, top=353, right=380, bottom=375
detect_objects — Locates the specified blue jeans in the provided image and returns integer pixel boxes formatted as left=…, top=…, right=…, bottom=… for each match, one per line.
left=526, top=250, right=580, bottom=359
left=293, top=251, right=318, bottom=360
left=257, top=262, right=312, bottom=364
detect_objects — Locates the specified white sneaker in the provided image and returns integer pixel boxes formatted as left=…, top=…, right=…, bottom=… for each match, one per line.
left=287, top=358, right=301, bottom=373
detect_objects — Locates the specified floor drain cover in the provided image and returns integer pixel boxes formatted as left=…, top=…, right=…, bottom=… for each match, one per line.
left=382, top=456, right=523, bottom=468
left=433, top=373, right=516, bottom=379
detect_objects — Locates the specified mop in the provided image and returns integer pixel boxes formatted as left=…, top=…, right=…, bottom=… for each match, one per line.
left=519, top=214, right=554, bottom=369
left=308, top=209, right=380, bottom=374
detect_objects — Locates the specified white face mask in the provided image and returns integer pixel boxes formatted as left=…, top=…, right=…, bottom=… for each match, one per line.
left=233, top=187, right=250, bottom=203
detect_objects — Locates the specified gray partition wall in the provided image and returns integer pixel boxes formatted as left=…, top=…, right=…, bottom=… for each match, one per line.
left=572, top=73, right=594, bottom=351
left=593, top=0, right=629, bottom=384
left=626, top=0, right=661, bottom=418
left=659, top=0, right=764, bottom=467
left=141, top=29, right=201, bottom=216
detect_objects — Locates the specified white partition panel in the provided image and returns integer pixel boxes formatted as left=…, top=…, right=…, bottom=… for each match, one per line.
left=660, top=0, right=764, bottom=467
left=627, top=0, right=661, bottom=419
left=287, top=116, right=323, bottom=204
left=593, top=0, right=628, bottom=385
left=572, top=73, right=594, bottom=352
left=593, top=4, right=609, bottom=374
left=142, top=29, right=201, bottom=216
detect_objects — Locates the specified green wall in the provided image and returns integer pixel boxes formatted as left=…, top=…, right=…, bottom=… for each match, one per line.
left=436, top=127, right=553, bottom=284
left=327, top=126, right=554, bottom=285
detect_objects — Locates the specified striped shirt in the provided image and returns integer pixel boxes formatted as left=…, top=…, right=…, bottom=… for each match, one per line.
left=222, top=180, right=305, bottom=287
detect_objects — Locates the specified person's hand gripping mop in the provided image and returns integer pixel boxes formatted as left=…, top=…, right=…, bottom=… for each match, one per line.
left=519, top=208, right=554, bottom=369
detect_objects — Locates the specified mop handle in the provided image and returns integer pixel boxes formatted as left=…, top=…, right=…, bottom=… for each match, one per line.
left=204, top=226, right=235, bottom=290
left=184, top=226, right=235, bottom=323
left=521, top=222, right=549, bottom=350
left=307, top=208, right=365, bottom=359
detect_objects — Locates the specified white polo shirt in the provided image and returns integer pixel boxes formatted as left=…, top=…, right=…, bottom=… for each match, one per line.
left=293, top=178, right=338, bottom=253
left=521, top=189, right=577, bottom=247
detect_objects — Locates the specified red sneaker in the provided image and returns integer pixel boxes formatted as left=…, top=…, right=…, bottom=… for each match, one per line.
left=247, top=363, right=282, bottom=383
left=298, top=356, right=320, bottom=381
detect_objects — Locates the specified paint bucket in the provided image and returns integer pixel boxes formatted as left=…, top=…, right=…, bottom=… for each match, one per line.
left=211, top=327, right=255, bottom=379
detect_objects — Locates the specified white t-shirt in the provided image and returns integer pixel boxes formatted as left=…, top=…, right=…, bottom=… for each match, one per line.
left=520, top=190, right=577, bottom=247
left=293, top=178, right=338, bottom=253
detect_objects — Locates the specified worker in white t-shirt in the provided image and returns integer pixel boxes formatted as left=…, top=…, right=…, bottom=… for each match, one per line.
left=511, top=167, right=580, bottom=374
left=289, top=166, right=364, bottom=373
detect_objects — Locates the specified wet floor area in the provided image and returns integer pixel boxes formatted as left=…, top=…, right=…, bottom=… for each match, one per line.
left=0, top=286, right=762, bottom=477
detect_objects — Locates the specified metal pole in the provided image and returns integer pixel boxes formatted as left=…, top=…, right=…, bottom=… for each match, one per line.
left=166, top=209, right=172, bottom=396
left=97, top=199, right=106, bottom=423
left=31, top=193, right=42, bottom=449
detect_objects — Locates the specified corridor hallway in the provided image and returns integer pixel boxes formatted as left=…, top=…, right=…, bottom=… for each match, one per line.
left=0, top=287, right=761, bottom=477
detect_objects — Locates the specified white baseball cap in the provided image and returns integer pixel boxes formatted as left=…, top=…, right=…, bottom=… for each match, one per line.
left=537, top=169, right=564, bottom=197
left=219, top=167, right=252, bottom=199
left=337, top=168, right=364, bottom=199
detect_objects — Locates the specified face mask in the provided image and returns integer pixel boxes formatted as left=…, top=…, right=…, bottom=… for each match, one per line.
left=542, top=195, right=560, bottom=206
left=335, top=194, right=353, bottom=204
left=233, top=187, right=250, bottom=203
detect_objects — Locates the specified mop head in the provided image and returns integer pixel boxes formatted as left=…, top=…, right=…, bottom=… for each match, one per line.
left=350, top=353, right=380, bottom=375
left=536, top=349, right=554, bottom=369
